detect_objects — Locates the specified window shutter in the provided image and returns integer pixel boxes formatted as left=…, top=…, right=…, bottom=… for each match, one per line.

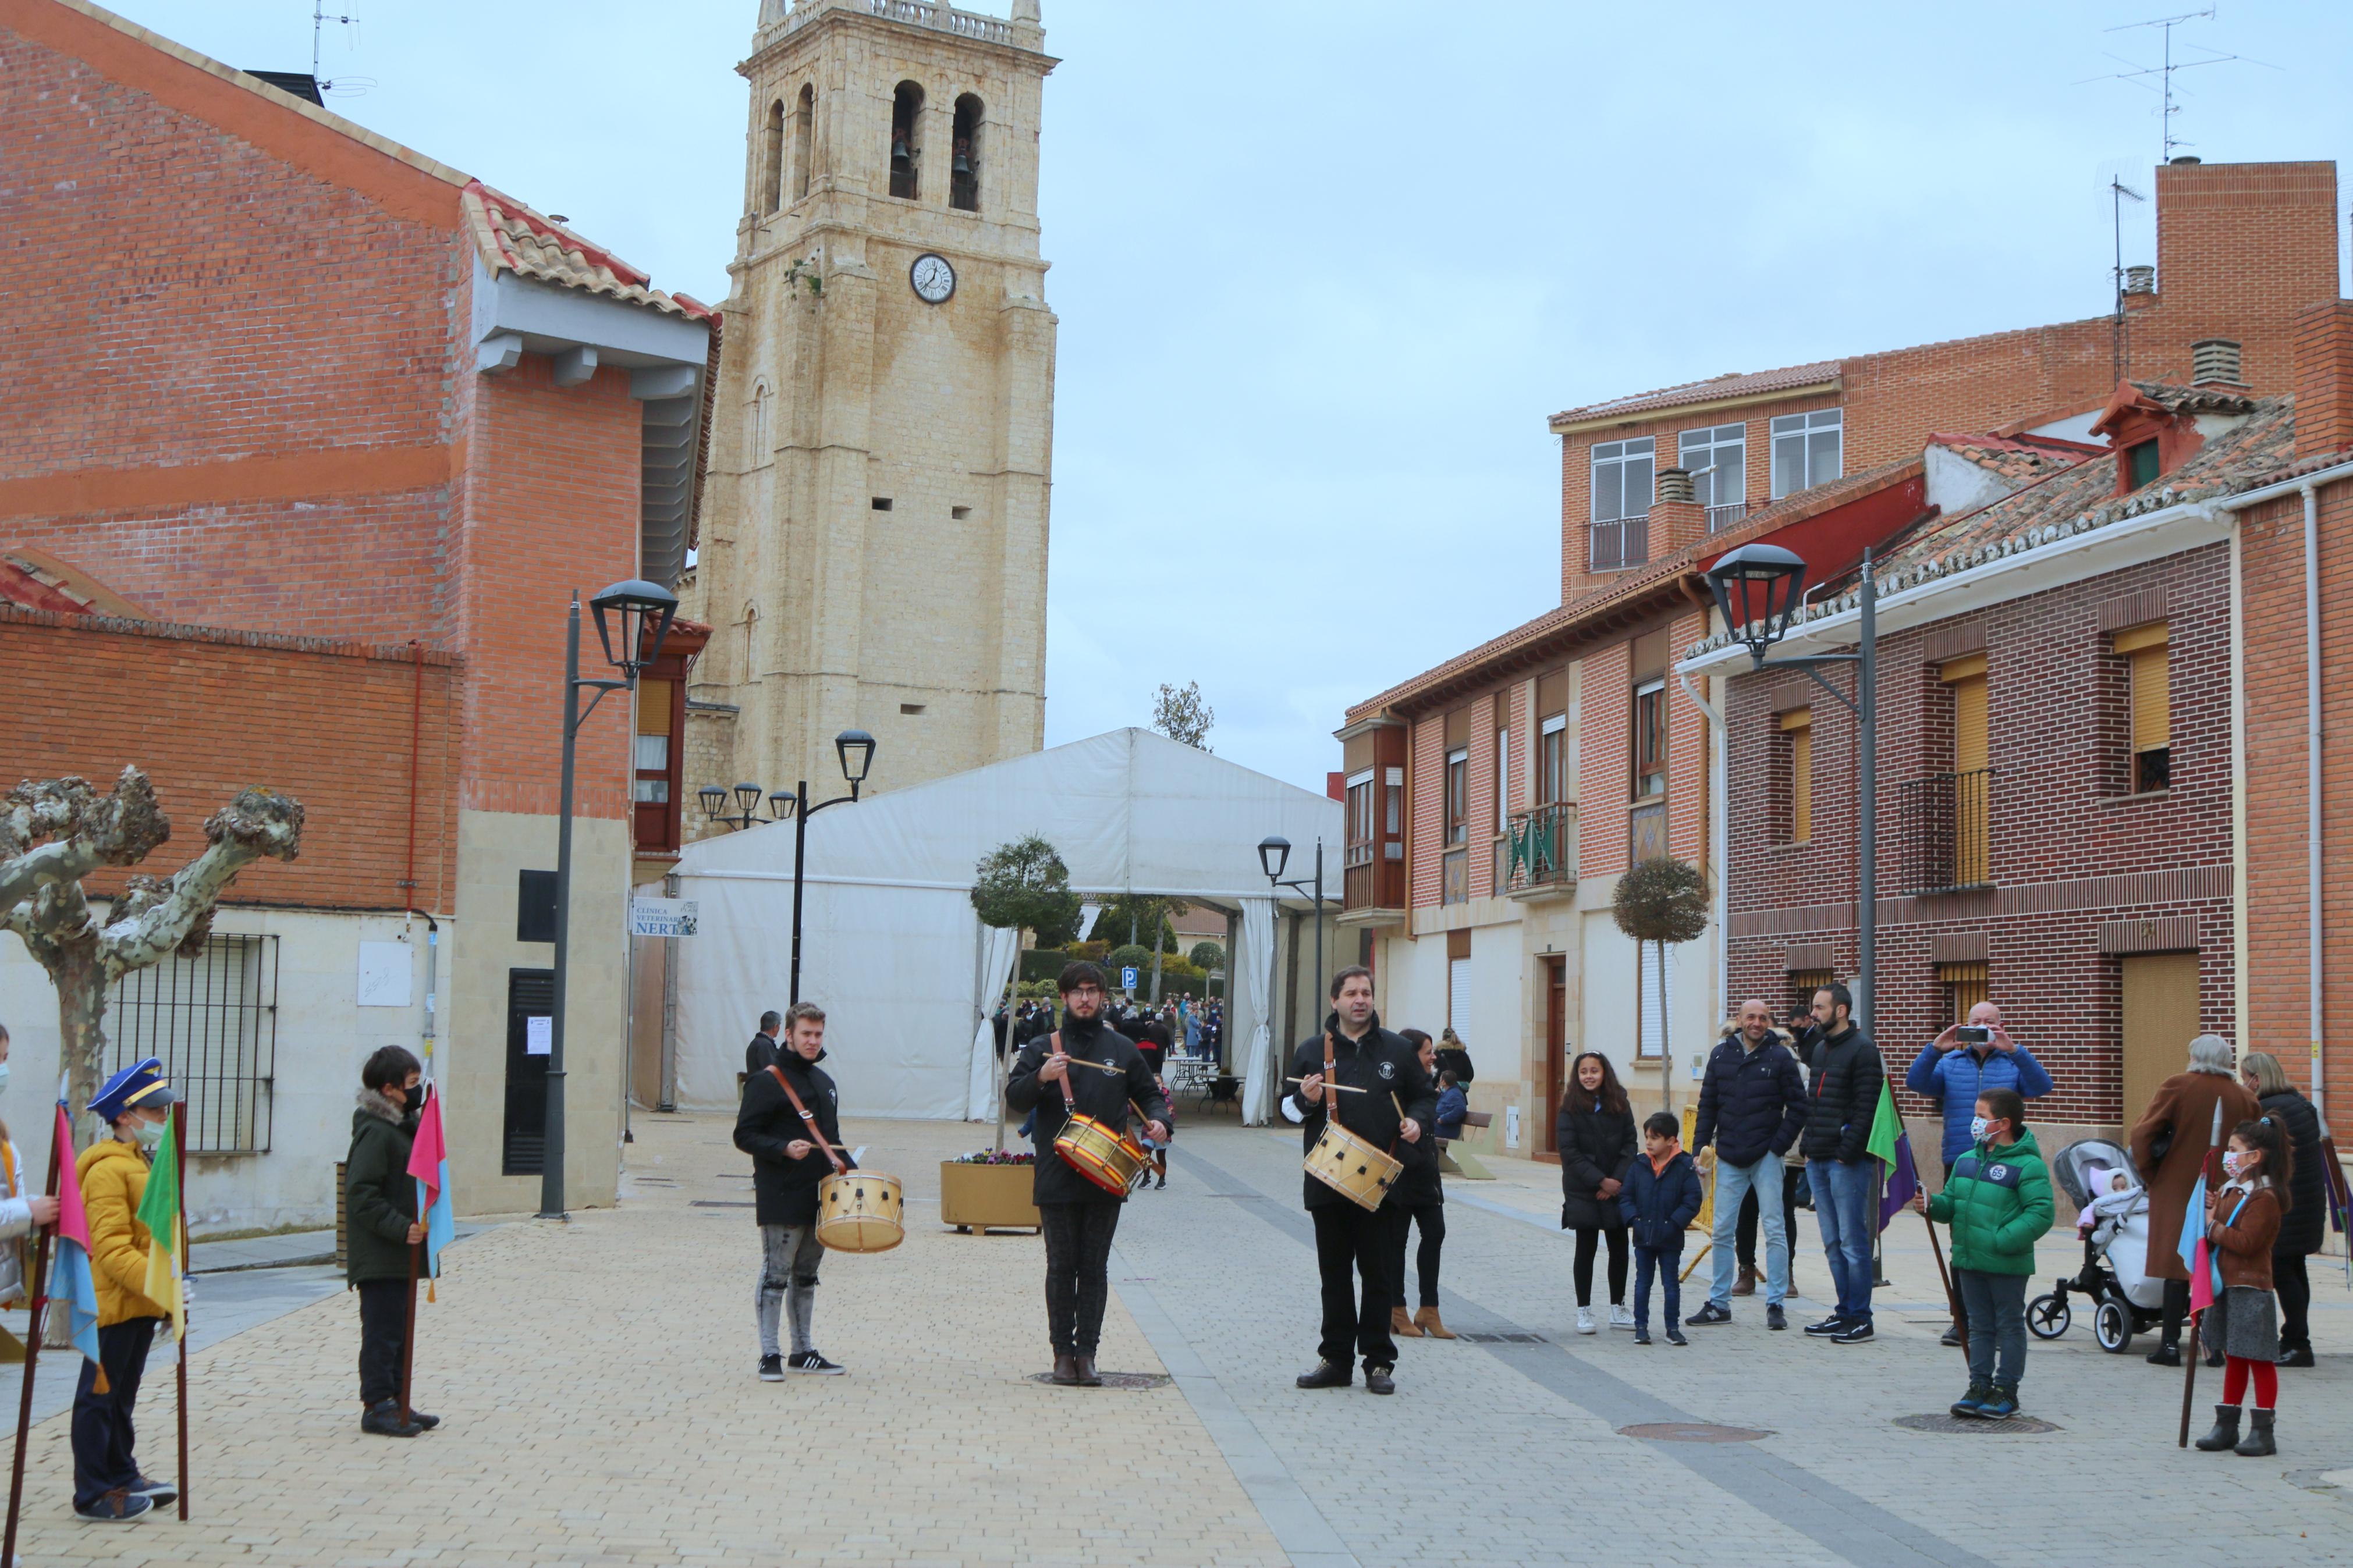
left=1783, top=707, right=1813, bottom=844
left=1448, top=956, right=1472, bottom=1033
left=2131, top=645, right=2170, bottom=751
left=1942, top=657, right=1988, bottom=774
left=1637, top=941, right=1674, bottom=1058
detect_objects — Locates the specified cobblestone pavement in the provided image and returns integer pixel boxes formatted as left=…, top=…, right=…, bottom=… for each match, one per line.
left=9, top=1114, right=2350, bottom=1566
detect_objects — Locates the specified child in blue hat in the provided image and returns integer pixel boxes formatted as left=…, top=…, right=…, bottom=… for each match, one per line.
left=73, top=1058, right=179, bottom=1524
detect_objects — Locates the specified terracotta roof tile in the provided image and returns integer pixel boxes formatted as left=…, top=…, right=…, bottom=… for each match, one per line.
left=463, top=182, right=712, bottom=322
left=1550, top=360, right=1840, bottom=426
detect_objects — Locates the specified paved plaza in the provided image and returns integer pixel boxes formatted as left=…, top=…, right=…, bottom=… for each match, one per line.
left=8, top=1112, right=2351, bottom=1566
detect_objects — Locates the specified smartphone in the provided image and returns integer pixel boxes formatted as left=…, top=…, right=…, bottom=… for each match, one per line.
left=1955, top=1025, right=1992, bottom=1045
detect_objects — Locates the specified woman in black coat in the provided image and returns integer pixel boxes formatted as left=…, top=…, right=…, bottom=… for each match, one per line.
left=2242, top=1051, right=2328, bottom=1365
left=1558, top=1050, right=1638, bottom=1335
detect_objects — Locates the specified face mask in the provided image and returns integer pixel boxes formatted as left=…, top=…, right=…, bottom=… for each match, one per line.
left=131, top=1117, right=168, bottom=1151
left=2223, top=1151, right=2248, bottom=1178
left=1969, top=1116, right=1994, bottom=1144
left=0, top=1064, right=12, bottom=1094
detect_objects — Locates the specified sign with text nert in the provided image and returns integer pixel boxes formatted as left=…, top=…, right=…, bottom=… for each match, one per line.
left=630, top=897, right=700, bottom=938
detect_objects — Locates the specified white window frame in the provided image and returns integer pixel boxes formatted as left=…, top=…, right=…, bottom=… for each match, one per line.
left=1769, top=409, right=1843, bottom=499
left=1589, top=437, right=1655, bottom=522
left=1677, top=423, right=1746, bottom=508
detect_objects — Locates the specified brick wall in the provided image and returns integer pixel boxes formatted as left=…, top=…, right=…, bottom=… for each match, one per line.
left=1723, top=545, right=2234, bottom=1127
left=1578, top=639, right=1631, bottom=880
left=0, top=607, right=458, bottom=910
left=1408, top=713, right=1442, bottom=908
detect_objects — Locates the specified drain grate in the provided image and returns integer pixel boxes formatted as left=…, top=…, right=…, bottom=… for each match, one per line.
left=1025, top=1371, right=1172, bottom=1391
left=690, top=1200, right=757, bottom=1208
left=1893, top=1413, right=2060, bottom=1435
left=1620, top=1423, right=1772, bottom=1443
left=1460, top=1331, right=1548, bottom=1345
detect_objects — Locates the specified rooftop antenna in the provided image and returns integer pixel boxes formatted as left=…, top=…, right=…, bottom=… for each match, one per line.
left=2085, top=9, right=2280, bottom=166
left=311, top=3, right=374, bottom=98
left=2109, top=175, right=2146, bottom=382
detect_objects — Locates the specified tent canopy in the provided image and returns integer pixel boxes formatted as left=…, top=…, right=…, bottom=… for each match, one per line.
left=670, top=728, right=1342, bottom=1121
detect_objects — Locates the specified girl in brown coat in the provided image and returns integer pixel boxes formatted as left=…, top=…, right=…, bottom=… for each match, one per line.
left=2191, top=1117, right=2291, bottom=1457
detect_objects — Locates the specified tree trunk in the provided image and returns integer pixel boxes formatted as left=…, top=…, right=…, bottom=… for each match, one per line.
left=1657, top=940, right=1673, bottom=1115
left=52, top=936, right=109, bottom=1145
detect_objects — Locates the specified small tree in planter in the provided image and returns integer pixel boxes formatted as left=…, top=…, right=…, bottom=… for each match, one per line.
left=970, top=834, right=1080, bottom=1150
left=1610, top=856, right=1708, bottom=1112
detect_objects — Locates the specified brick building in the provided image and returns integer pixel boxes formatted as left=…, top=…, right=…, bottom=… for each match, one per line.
left=0, top=0, right=714, bottom=1223
left=1337, top=158, right=2349, bottom=1160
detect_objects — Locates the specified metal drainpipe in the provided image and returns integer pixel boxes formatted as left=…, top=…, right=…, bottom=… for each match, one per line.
left=2304, top=482, right=2324, bottom=1122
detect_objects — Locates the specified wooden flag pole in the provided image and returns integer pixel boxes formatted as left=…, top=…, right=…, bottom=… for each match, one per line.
left=400, top=1238, right=420, bottom=1426
left=1919, top=1207, right=1968, bottom=1361
left=172, top=1107, right=189, bottom=1520
left=2177, top=1100, right=2225, bottom=1449
left=2, top=1136, right=61, bottom=1567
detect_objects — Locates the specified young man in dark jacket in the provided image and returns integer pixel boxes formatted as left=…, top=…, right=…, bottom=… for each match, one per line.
left=1687, top=1000, right=1807, bottom=1331
left=1799, top=982, right=1884, bottom=1343
left=345, top=1046, right=438, bottom=1437
left=733, top=1002, right=853, bottom=1379
left=1286, top=966, right=1435, bottom=1396
left=1005, top=963, right=1169, bottom=1388
left=1619, top=1112, right=1704, bottom=1345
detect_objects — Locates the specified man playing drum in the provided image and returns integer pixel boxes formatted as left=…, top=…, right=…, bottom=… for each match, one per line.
left=1290, top=966, right=1435, bottom=1396
left=732, top=1001, right=852, bottom=1379
left=1006, top=962, right=1172, bottom=1388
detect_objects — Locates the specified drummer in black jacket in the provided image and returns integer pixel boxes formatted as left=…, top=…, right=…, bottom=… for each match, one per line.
left=1289, top=966, right=1436, bottom=1396
left=732, top=1001, right=854, bottom=1379
left=1005, top=962, right=1170, bottom=1389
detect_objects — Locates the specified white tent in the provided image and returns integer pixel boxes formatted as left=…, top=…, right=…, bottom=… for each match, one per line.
left=669, top=728, right=1343, bottom=1123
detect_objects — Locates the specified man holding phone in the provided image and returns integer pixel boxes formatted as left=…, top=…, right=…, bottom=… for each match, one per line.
left=1905, top=1001, right=2053, bottom=1344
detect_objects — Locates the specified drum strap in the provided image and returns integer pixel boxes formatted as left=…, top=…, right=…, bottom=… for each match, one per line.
left=1321, top=1030, right=1402, bottom=1156
left=766, top=1065, right=847, bottom=1176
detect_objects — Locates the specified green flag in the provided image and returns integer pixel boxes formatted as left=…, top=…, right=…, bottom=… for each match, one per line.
left=134, top=1107, right=185, bottom=1339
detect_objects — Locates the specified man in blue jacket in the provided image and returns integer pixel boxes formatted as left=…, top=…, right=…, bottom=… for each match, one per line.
left=1906, top=1000, right=2051, bottom=1345
left=1687, top=1000, right=1807, bottom=1332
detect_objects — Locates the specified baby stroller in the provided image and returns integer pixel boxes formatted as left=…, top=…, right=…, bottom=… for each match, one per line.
left=2027, top=1139, right=2168, bottom=1353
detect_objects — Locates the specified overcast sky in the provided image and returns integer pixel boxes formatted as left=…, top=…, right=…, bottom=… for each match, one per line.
left=113, top=0, right=2353, bottom=792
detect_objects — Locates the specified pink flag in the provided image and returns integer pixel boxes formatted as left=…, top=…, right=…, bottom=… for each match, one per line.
left=404, top=1091, right=446, bottom=1207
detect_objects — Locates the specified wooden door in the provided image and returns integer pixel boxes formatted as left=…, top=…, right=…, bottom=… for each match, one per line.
left=2120, top=952, right=2201, bottom=1128
left=1541, top=957, right=1567, bottom=1154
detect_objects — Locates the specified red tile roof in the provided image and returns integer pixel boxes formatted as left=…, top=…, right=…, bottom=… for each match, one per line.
left=1550, top=360, right=1840, bottom=428
left=463, top=182, right=714, bottom=322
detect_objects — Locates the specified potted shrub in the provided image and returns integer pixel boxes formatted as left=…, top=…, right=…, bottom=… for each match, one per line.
left=939, top=1149, right=1042, bottom=1233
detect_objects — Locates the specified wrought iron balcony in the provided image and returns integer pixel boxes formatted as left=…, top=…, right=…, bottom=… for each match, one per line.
left=1897, top=769, right=1993, bottom=894
left=1706, top=501, right=1749, bottom=533
left=1503, top=802, right=1578, bottom=897
left=1588, top=514, right=1649, bottom=573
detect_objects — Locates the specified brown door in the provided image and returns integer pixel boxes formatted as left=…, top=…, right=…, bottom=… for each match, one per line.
left=2120, top=952, right=2201, bottom=1127
left=1541, top=957, right=1568, bottom=1154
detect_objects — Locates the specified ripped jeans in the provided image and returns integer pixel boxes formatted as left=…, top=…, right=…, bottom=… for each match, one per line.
left=756, top=1224, right=825, bottom=1359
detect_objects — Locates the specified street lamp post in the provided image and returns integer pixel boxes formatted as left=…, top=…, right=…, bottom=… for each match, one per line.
left=697, top=730, right=878, bottom=1005
left=1258, top=835, right=1327, bottom=1034
left=544, top=579, right=677, bottom=1221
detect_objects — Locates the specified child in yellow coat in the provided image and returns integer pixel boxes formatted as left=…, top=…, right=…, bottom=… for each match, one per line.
left=73, top=1058, right=179, bottom=1525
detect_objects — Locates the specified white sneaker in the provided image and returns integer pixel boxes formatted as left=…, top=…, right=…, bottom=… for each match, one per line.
left=1575, top=1306, right=1596, bottom=1335
left=1610, top=1304, right=1635, bottom=1331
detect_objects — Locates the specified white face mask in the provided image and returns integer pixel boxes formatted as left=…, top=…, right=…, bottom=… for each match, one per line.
left=2223, top=1151, right=2249, bottom=1179
left=0, top=1064, right=12, bottom=1094
left=130, top=1117, right=168, bottom=1151
left=1969, top=1115, right=1993, bottom=1144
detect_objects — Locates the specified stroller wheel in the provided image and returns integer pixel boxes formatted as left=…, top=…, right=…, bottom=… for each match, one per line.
left=2027, top=1293, right=2071, bottom=1340
left=2094, top=1297, right=2133, bottom=1354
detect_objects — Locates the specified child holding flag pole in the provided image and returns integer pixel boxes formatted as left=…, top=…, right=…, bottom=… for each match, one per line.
left=346, top=1047, right=440, bottom=1438
left=2, top=1091, right=72, bottom=1559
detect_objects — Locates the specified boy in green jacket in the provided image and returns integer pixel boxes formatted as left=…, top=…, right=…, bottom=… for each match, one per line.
left=1920, top=1086, right=2052, bottom=1421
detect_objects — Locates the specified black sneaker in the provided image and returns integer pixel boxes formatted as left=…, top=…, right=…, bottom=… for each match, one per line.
left=1940, top=1323, right=1963, bottom=1348
left=758, top=1353, right=785, bottom=1382
left=1831, top=1318, right=1875, bottom=1344
left=1802, top=1314, right=1850, bottom=1337
left=1685, top=1303, right=1734, bottom=1327
left=1665, top=1327, right=1688, bottom=1346
left=1767, top=1304, right=1787, bottom=1331
left=74, top=1488, right=151, bottom=1523
left=1633, top=1328, right=1652, bottom=1345
left=789, top=1350, right=845, bottom=1375
left=128, top=1475, right=177, bottom=1505
left=360, top=1399, right=423, bottom=1437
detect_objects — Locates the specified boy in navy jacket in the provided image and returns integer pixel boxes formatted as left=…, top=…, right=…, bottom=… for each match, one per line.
left=1619, top=1112, right=1705, bottom=1345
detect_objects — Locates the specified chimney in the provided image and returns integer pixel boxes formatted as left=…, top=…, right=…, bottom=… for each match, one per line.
left=2292, top=301, right=2353, bottom=459
left=1651, top=467, right=1706, bottom=553
left=2121, top=264, right=2158, bottom=314
left=2191, top=339, right=2245, bottom=387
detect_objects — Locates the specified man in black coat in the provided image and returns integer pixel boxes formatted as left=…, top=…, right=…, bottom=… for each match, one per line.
left=1685, top=1000, right=1807, bottom=1331
left=1005, top=962, right=1170, bottom=1388
left=733, top=1002, right=853, bottom=1379
left=1288, top=966, right=1436, bottom=1396
left=745, top=1009, right=785, bottom=1074
left=1797, top=982, right=1883, bottom=1344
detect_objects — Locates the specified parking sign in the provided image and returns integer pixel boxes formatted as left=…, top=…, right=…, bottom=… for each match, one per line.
left=1121, top=965, right=1140, bottom=990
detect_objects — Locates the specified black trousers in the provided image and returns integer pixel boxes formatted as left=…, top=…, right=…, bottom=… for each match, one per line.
left=1389, top=1202, right=1446, bottom=1310
left=2276, top=1250, right=2312, bottom=1353
left=1313, top=1203, right=1401, bottom=1370
left=1039, top=1201, right=1122, bottom=1355
left=356, top=1277, right=415, bottom=1407
left=72, top=1316, right=158, bottom=1511
left=2160, top=1275, right=2191, bottom=1346
left=1572, top=1225, right=1629, bottom=1307
left=1737, top=1166, right=1804, bottom=1271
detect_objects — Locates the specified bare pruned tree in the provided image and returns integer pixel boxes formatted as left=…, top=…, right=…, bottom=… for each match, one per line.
left=1, top=768, right=304, bottom=1128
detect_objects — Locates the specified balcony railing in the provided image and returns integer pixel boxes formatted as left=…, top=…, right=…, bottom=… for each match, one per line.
left=1588, top=514, right=1649, bottom=573
left=1897, top=769, right=1993, bottom=893
left=1706, top=501, right=1748, bottom=533
left=1503, top=802, right=1578, bottom=896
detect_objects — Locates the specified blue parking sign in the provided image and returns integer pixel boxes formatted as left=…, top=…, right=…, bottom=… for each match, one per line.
left=1121, top=966, right=1140, bottom=990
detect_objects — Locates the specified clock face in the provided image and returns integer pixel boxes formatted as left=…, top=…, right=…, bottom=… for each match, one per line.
left=910, top=253, right=956, bottom=304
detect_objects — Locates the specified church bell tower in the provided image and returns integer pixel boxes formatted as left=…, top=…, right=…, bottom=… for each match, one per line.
left=688, top=0, right=1056, bottom=803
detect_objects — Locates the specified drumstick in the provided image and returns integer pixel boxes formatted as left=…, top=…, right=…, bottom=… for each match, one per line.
left=1048, top=1053, right=1126, bottom=1076
left=1286, top=1076, right=1368, bottom=1093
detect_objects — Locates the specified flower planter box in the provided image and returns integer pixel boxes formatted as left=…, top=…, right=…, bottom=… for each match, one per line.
left=939, top=1160, right=1041, bottom=1233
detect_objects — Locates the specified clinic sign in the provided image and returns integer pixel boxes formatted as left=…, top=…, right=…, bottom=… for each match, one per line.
left=630, top=897, right=699, bottom=938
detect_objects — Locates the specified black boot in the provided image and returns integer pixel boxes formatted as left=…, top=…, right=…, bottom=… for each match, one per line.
left=1074, top=1354, right=1103, bottom=1388
left=361, top=1399, right=423, bottom=1438
left=2146, top=1341, right=2181, bottom=1367
left=2234, top=1407, right=2276, bottom=1457
left=2192, top=1403, right=2240, bottom=1452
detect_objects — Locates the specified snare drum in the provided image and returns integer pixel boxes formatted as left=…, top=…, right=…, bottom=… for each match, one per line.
left=816, top=1170, right=905, bottom=1253
left=1307, top=1122, right=1403, bottom=1211
left=1053, top=1112, right=1148, bottom=1196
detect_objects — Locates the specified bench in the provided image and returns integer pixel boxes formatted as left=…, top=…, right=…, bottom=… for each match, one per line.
left=1440, top=1110, right=1497, bottom=1181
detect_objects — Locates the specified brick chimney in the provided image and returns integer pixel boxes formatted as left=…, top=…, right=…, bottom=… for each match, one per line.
left=2121, top=264, right=2158, bottom=314
left=2292, top=300, right=2353, bottom=459
left=1651, top=467, right=1706, bottom=554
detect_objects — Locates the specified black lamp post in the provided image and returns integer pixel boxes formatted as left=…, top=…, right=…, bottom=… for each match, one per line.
left=1703, top=541, right=1879, bottom=1033
left=543, top=578, right=677, bottom=1221
left=1259, top=834, right=1326, bottom=1036
left=697, top=728, right=877, bottom=1005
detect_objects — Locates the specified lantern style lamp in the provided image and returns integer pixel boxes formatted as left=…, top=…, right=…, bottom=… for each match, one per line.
left=1703, top=545, right=1809, bottom=669
left=587, top=578, right=679, bottom=681
left=835, top=729, right=878, bottom=791
left=1258, top=835, right=1292, bottom=884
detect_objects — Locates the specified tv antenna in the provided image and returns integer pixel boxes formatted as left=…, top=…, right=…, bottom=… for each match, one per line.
left=2107, top=175, right=2146, bottom=382
left=311, top=3, right=374, bottom=98
left=2086, top=9, right=2279, bottom=165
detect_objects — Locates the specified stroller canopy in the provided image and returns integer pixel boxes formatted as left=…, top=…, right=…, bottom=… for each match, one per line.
left=2052, top=1138, right=2139, bottom=1210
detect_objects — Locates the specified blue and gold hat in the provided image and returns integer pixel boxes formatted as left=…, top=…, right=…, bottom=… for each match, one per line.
left=90, top=1058, right=178, bottom=1123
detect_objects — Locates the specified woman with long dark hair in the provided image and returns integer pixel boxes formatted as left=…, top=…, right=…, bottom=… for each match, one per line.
left=1558, top=1051, right=1637, bottom=1334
